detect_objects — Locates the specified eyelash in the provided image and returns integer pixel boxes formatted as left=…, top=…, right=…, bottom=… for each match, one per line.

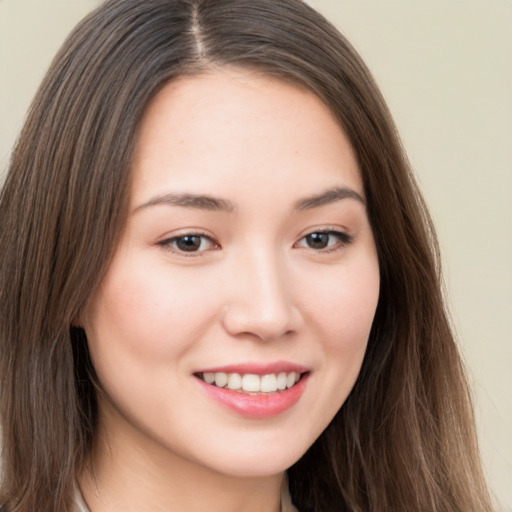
left=157, top=232, right=219, bottom=255
left=294, top=230, right=353, bottom=253
left=157, top=229, right=353, bottom=256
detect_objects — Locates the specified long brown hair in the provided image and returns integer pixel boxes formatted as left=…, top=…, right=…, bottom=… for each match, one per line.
left=0, top=1, right=493, bottom=511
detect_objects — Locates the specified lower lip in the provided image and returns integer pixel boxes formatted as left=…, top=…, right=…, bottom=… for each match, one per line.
left=196, top=374, right=309, bottom=419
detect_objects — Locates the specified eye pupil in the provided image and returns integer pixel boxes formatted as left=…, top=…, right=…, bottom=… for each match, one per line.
left=306, top=232, right=329, bottom=249
left=176, top=235, right=202, bottom=251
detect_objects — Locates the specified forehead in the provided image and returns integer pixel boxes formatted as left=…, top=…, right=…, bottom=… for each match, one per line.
left=130, top=68, right=363, bottom=205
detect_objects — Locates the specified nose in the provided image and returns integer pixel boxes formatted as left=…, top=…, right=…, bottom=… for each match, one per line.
left=221, top=249, right=303, bottom=341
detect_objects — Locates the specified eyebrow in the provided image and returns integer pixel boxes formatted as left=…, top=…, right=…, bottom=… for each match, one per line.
left=134, top=193, right=236, bottom=213
left=293, top=186, right=366, bottom=210
left=134, top=186, right=365, bottom=214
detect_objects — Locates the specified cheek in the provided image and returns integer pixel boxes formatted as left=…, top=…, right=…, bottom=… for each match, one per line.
left=85, top=258, right=218, bottom=363
left=305, top=252, right=379, bottom=394
left=81, top=258, right=219, bottom=424
left=308, top=258, right=380, bottom=349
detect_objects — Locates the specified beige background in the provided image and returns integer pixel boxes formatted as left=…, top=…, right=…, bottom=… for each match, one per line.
left=1, top=0, right=510, bottom=509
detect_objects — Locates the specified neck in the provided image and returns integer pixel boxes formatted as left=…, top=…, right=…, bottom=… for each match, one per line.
left=78, top=406, right=284, bottom=512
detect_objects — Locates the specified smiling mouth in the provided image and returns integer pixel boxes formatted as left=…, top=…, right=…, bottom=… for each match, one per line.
left=195, top=371, right=304, bottom=395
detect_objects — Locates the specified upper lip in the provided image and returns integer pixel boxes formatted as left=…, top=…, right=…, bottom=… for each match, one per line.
left=194, top=361, right=309, bottom=375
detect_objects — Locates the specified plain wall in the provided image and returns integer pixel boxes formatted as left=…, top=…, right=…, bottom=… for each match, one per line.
left=1, top=1, right=511, bottom=509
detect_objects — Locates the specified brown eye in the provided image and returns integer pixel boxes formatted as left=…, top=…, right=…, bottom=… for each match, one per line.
left=296, top=230, right=352, bottom=251
left=305, top=232, right=330, bottom=249
left=175, top=235, right=203, bottom=252
left=158, top=234, right=218, bottom=254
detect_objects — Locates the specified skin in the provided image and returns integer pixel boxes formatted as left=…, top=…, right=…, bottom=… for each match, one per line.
left=80, top=69, right=380, bottom=512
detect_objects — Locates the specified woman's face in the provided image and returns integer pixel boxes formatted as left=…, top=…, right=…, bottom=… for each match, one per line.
left=82, top=69, right=380, bottom=478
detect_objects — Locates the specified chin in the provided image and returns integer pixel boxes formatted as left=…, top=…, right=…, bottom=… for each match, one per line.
left=192, top=435, right=313, bottom=479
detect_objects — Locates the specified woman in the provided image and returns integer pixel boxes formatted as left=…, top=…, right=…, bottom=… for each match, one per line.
left=0, top=1, right=493, bottom=511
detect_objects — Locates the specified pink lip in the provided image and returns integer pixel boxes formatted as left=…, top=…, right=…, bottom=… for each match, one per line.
left=195, top=370, right=310, bottom=419
left=195, top=361, right=309, bottom=375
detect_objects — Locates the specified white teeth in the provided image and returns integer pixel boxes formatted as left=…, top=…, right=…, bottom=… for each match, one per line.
left=202, top=371, right=303, bottom=393
left=286, top=372, right=297, bottom=389
left=203, top=372, right=215, bottom=384
left=260, top=373, right=278, bottom=392
left=214, top=372, right=228, bottom=388
left=277, top=372, right=287, bottom=390
left=242, top=374, right=260, bottom=392
left=227, top=373, right=242, bottom=390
